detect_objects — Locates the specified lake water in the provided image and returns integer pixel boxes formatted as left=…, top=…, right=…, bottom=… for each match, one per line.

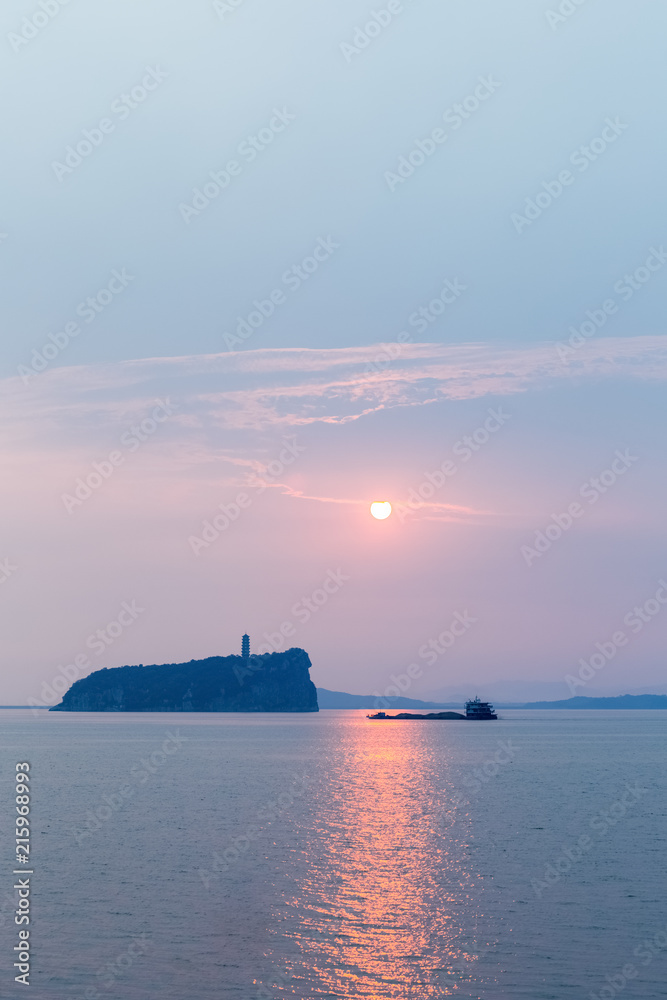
left=1, top=709, right=666, bottom=999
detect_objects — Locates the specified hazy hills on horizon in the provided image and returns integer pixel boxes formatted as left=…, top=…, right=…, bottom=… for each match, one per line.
left=419, top=680, right=667, bottom=703
left=5, top=690, right=667, bottom=711
left=316, top=689, right=457, bottom=710
left=317, top=689, right=667, bottom=710
left=522, top=694, right=667, bottom=709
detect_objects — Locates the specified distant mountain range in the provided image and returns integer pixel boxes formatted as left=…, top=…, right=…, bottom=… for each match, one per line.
left=422, top=679, right=667, bottom=703
left=523, top=694, right=667, bottom=709
left=316, top=689, right=456, bottom=710
left=318, top=689, right=667, bottom=710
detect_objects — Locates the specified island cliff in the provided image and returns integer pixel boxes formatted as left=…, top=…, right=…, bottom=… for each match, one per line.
left=50, top=648, right=318, bottom=712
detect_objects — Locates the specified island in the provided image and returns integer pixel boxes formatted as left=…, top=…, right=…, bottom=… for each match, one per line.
left=49, top=647, right=318, bottom=713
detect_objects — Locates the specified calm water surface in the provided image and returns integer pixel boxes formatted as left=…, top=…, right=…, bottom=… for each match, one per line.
left=1, top=709, right=666, bottom=998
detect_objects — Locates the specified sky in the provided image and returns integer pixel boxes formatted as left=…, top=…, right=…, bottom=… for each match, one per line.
left=1, top=0, right=667, bottom=705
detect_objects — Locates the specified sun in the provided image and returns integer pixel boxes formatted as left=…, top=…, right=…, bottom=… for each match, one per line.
left=370, top=501, right=392, bottom=520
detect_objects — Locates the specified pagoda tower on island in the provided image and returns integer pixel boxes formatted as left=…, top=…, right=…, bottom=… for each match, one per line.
left=241, top=634, right=250, bottom=660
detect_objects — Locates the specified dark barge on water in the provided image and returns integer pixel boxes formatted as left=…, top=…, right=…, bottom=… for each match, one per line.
left=367, top=698, right=497, bottom=721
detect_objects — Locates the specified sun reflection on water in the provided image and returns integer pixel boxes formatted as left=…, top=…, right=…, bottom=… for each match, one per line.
left=269, top=715, right=495, bottom=997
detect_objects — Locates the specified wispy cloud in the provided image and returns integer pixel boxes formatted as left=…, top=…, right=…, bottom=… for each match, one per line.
left=270, top=484, right=495, bottom=522
left=4, top=336, right=667, bottom=445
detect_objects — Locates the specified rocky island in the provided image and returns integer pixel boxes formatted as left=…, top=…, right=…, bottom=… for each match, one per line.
left=50, top=647, right=318, bottom=713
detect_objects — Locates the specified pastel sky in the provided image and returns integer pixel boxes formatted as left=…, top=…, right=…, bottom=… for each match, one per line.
left=2, top=0, right=666, bottom=704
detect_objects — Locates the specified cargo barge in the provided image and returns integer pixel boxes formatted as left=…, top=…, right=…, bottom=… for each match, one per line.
left=367, top=697, right=497, bottom=721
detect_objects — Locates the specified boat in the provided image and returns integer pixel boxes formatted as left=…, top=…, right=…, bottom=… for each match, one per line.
left=465, top=697, right=497, bottom=720
left=366, top=698, right=498, bottom=721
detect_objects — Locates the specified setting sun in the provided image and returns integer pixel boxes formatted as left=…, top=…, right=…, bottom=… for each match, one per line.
left=370, top=501, right=392, bottom=520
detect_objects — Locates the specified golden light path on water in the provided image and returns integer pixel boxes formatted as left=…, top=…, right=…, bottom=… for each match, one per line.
left=268, top=715, right=497, bottom=998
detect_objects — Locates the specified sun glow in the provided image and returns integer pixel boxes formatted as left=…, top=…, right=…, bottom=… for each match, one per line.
left=370, top=501, right=392, bottom=520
